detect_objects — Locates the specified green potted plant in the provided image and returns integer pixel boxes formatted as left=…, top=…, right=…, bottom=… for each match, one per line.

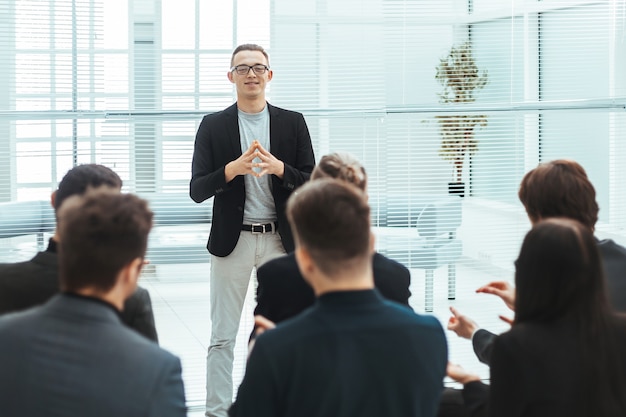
left=435, top=42, right=488, bottom=197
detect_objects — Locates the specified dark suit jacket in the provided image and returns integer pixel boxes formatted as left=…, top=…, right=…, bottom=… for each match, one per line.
left=190, top=103, right=315, bottom=256
left=231, top=290, right=447, bottom=417
left=597, top=238, right=626, bottom=311
left=463, top=319, right=626, bottom=417
left=255, top=252, right=412, bottom=324
left=0, top=294, right=186, bottom=417
left=472, top=237, right=626, bottom=366
left=0, top=242, right=159, bottom=342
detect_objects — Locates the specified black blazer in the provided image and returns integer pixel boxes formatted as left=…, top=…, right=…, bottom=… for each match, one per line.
left=597, top=238, right=626, bottom=311
left=190, top=103, right=316, bottom=256
left=463, top=319, right=626, bottom=417
left=0, top=247, right=159, bottom=343
left=254, top=252, right=412, bottom=324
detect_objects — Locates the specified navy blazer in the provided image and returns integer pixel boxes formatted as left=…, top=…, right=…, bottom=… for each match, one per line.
left=232, top=290, right=447, bottom=417
left=0, top=294, right=185, bottom=417
left=190, top=103, right=315, bottom=256
left=255, top=252, right=412, bottom=324
left=0, top=243, right=159, bottom=343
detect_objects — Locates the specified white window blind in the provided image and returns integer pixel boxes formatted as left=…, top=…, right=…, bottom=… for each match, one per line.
left=1, top=0, right=625, bottom=407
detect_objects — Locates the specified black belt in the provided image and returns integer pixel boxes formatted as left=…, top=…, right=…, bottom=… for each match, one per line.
left=241, top=222, right=277, bottom=234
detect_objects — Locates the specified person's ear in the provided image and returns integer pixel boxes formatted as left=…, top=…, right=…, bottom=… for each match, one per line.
left=50, top=190, right=57, bottom=209
left=295, top=245, right=314, bottom=276
left=266, top=69, right=273, bottom=82
left=227, top=70, right=234, bottom=83
left=121, top=257, right=144, bottom=288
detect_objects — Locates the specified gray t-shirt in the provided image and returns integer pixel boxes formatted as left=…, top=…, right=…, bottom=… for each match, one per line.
left=238, top=106, right=277, bottom=224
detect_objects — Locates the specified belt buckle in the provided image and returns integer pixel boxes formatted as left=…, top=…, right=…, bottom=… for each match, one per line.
left=251, top=223, right=265, bottom=234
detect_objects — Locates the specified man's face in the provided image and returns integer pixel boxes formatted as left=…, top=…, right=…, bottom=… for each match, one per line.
left=228, top=50, right=273, bottom=101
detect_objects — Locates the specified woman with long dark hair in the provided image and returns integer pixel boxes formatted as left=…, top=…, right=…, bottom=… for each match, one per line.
left=450, top=217, right=626, bottom=416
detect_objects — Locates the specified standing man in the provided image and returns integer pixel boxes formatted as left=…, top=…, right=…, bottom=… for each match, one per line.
left=190, top=43, right=315, bottom=417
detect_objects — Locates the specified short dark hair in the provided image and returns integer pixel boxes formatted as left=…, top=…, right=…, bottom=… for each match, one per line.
left=287, top=178, right=370, bottom=276
left=55, top=164, right=122, bottom=211
left=311, top=152, right=367, bottom=192
left=57, top=189, right=153, bottom=293
left=518, top=159, right=598, bottom=229
left=230, top=44, right=269, bottom=67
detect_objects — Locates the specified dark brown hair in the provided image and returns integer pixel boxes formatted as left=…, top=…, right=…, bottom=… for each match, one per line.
left=230, top=44, right=269, bottom=67
left=55, top=164, right=122, bottom=211
left=514, top=218, right=626, bottom=415
left=515, top=218, right=607, bottom=323
left=287, top=178, right=370, bottom=276
left=518, top=159, right=598, bottom=229
left=311, top=152, right=367, bottom=192
left=58, top=189, right=153, bottom=293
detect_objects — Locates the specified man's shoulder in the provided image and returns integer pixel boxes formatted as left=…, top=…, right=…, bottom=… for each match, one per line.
left=0, top=253, right=51, bottom=276
left=0, top=308, right=178, bottom=381
left=267, top=103, right=304, bottom=118
left=0, top=303, right=47, bottom=334
left=261, top=297, right=443, bottom=342
left=382, top=300, right=442, bottom=329
left=373, top=253, right=410, bottom=279
left=202, top=104, right=238, bottom=122
left=598, top=238, right=626, bottom=257
left=126, top=285, right=151, bottom=303
left=253, top=307, right=318, bottom=348
left=0, top=253, right=58, bottom=314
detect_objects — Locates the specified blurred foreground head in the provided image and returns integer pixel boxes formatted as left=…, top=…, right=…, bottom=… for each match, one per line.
left=57, top=189, right=153, bottom=294
left=514, top=217, right=606, bottom=323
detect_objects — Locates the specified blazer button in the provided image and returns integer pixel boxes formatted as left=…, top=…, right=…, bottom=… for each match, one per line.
left=237, top=206, right=243, bottom=211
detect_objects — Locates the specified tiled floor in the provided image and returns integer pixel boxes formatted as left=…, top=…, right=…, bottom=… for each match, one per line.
left=141, top=258, right=513, bottom=416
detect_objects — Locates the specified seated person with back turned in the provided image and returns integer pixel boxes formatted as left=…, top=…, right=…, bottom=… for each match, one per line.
left=0, top=164, right=158, bottom=342
left=448, top=218, right=626, bottom=417
left=254, top=152, right=412, bottom=326
left=0, top=189, right=186, bottom=417
left=230, top=178, right=447, bottom=417
left=447, top=159, right=626, bottom=365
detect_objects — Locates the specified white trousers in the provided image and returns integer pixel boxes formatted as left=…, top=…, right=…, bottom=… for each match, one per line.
left=205, top=230, right=285, bottom=417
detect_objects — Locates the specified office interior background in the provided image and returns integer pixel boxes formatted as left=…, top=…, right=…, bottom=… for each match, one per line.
left=1, top=0, right=625, bottom=411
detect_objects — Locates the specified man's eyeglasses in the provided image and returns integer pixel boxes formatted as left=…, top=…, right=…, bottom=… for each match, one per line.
left=231, top=64, right=270, bottom=76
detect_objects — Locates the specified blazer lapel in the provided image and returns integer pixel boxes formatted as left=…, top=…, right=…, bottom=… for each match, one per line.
left=268, top=103, right=281, bottom=157
left=225, top=103, right=242, bottom=157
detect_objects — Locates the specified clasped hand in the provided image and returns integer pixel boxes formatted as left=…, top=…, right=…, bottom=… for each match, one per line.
left=226, top=140, right=284, bottom=181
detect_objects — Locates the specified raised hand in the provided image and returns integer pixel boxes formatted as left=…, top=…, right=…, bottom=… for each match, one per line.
left=476, top=281, right=516, bottom=310
left=248, top=315, right=277, bottom=355
left=253, top=314, right=277, bottom=336
left=447, top=306, right=479, bottom=339
left=446, top=362, right=481, bottom=385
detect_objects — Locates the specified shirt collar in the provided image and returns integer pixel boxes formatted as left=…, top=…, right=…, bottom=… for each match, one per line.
left=62, top=292, right=122, bottom=318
